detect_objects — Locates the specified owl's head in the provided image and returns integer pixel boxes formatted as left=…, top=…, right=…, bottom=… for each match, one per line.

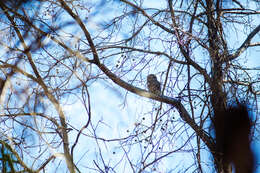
left=147, top=74, right=157, bottom=81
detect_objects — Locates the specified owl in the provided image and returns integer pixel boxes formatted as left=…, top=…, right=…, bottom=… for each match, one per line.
left=147, top=74, right=161, bottom=95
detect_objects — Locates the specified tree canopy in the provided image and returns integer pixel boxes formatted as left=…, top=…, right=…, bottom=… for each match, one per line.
left=0, top=0, right=259, bottom=172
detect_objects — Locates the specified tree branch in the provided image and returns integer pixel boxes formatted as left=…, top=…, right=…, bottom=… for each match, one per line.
left=96, top=63, right=215, bottom=153
left=228, top=24, right=260, bottom=61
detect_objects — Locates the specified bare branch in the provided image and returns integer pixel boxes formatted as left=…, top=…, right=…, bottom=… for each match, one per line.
left=228, top=24, right=260, bottom=61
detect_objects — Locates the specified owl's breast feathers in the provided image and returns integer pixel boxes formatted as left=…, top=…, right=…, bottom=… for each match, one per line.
left=147, top=74, right=161, bottom=95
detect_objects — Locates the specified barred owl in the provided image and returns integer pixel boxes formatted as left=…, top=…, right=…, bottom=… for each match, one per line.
left=147, top=74, right=161, bottom=95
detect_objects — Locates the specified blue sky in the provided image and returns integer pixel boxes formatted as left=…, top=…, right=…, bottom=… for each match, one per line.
left=0, top=0, right=259, bottom=172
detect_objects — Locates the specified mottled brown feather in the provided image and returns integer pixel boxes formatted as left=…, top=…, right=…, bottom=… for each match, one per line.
left=147, top=74, right=161, bottom=95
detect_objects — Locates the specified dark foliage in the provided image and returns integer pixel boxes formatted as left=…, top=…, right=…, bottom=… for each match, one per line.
left=213, top=104, right=255, bottom=173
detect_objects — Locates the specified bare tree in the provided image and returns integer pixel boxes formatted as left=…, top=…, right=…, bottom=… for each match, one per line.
left=0, top=0, right=259, bottom=172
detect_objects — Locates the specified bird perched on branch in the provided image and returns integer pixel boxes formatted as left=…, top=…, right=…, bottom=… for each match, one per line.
left=147, top=74, right=161, bottom=95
